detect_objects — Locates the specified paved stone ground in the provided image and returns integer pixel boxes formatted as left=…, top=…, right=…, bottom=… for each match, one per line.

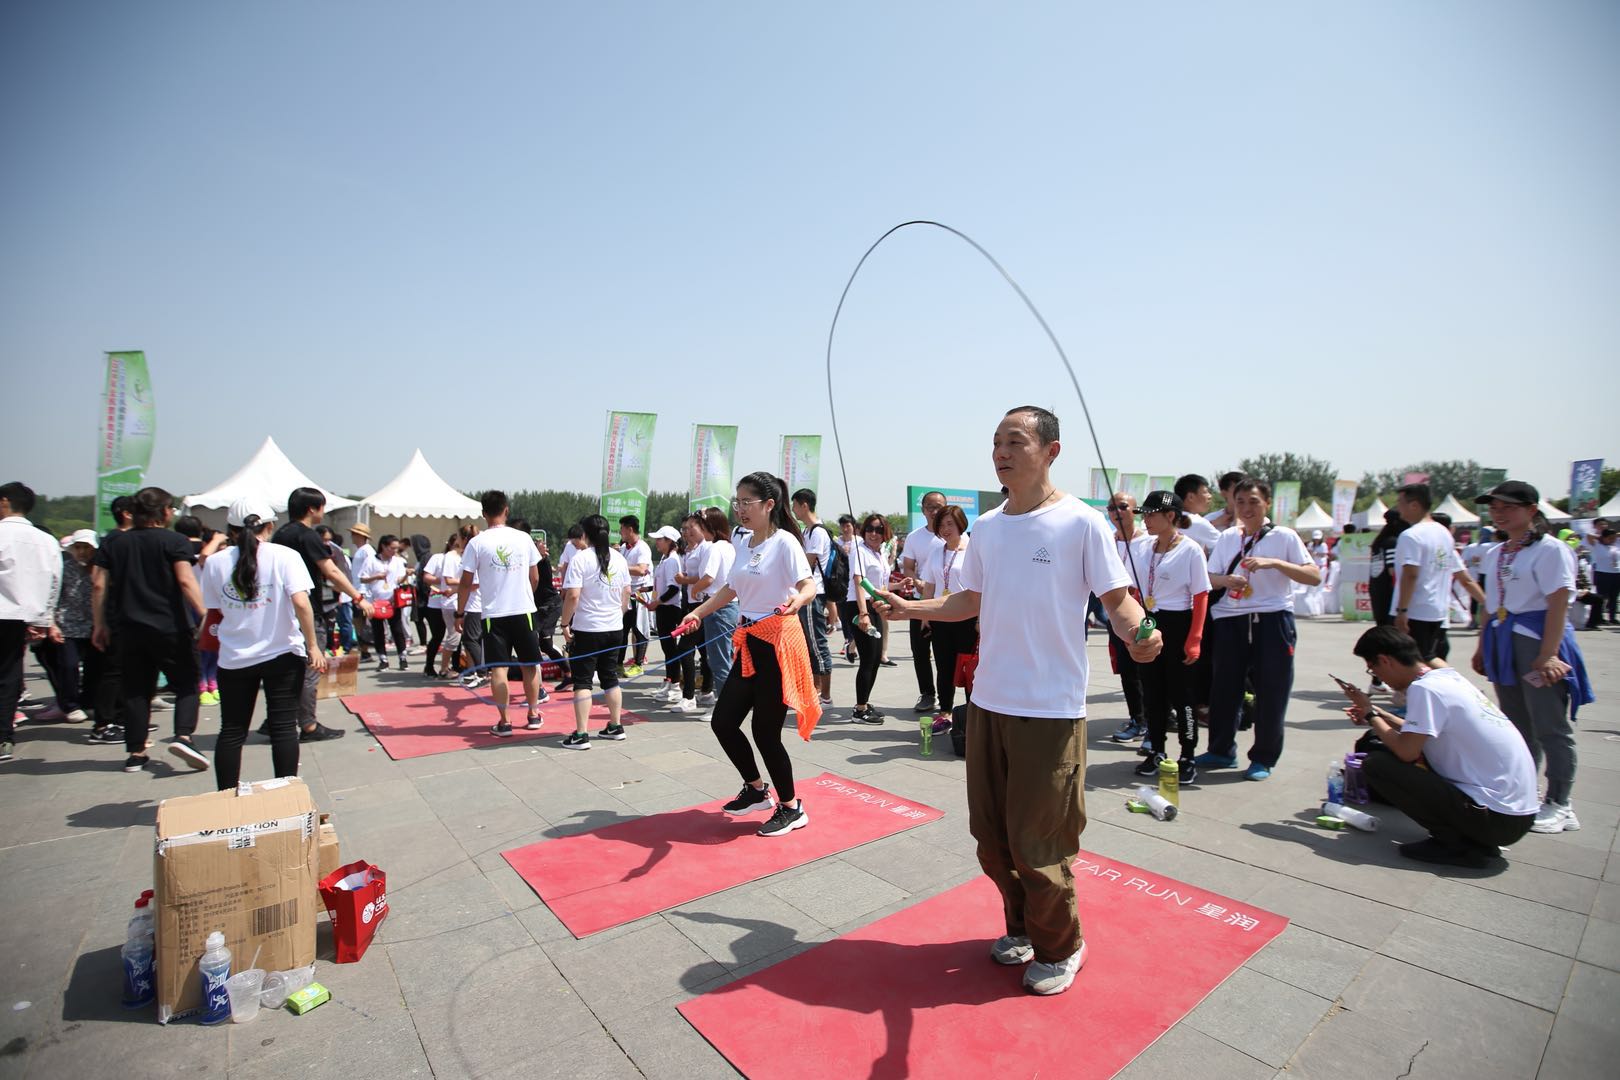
left=2, top=617, right=1618, bottom=1079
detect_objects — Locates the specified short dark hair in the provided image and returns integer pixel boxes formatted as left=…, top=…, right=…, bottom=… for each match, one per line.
left=1433, top=512, right=1452, bottom=529
left=837, top=514, right=856, bottom=528
left=287, top=486, right=326, bottom=521
left=921, top=490, right=946, bottom=505
left=1343, top=524, right=1358, bottom=534
left=1602, top=529, right=1617, bottom=540
left=1353, top=625, right=1423, bottom=666
left=1218, top=471, right=1246, bottom=493
left=1174, top=474, right=1209, bottom=501
left=1004, top=405, right=1059, bottom=445
left=110, top=495, right=134, bottom=523
left=315, top=525, right=334, bottom=541
left=132, top=486, right=174, bottom=527
left=1397, top=483, right=1432, bottom=511
left=618, top=515, right=640, bottom=532
left=0, top=482, right=36, bottom=514
left=565, top=523, right=585, bottom=540
left=378, top=533, right=398, bottom=549
left=480, top=490, right=509, bottom=517
left=932, top=505, right=969, bottom=534
left=1232, top=477, right=1271, bottom=501
left=173, top=514, right=204, bottom=539
left=509, top=516, right=530, bottom=533
left=860, top=513, right=892, bottom=541
left=792, top=488, right=816, bottom=510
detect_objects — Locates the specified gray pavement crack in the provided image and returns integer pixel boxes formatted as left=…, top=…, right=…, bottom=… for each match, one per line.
left=1396, top=1038, right=1429, bottom=1079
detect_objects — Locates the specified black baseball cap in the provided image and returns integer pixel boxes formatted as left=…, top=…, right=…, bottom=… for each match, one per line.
left=1140, top=490, right=1183, bottom=516
left=1474, top=480, right=1539, bottom=507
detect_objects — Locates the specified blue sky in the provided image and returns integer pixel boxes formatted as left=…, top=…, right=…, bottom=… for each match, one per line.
left=3, top=1, right=1616, bottom=513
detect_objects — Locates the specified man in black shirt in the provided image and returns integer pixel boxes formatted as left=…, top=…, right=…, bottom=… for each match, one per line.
left=92, top=487, right=207, bottom=773
left=272, top=487, right=370, bottom=742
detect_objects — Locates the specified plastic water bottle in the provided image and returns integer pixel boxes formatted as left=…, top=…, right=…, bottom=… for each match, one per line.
left=1326, top=759, right=1345, bottom=806
left=121, top=893, right=156, bottom=1007
left=197, top=931, right=233, bottom=1025
left=1134, top=785, right=1178, bottom=821
left=918, top=716, right=932, bottom=757
left=1157, top=756, right=1180, bottom=807
left=1324, top=802, right=1381, bottom=832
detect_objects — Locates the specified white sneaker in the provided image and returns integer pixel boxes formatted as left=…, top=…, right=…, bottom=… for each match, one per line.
left=1530, top=802, right=1569, bottom=834
left=167, top=740, right=209, bottom=771
left=990, top=934, right=1033, bottom=965
left=655, top=683, right=675, bottom=702
left=1560, top=804, right=1581, bottom=831
left=697, top=692, right=717, bottom=708
left=1023, top=941, right=1087, bottom=995
left=65, top=709, right=90, bottom=723
left=673, top=698, right=698, bottom=714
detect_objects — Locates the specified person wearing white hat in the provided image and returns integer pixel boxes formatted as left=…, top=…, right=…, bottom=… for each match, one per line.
left=648, top=525, right=696, bottom=709
left=31, top=529, right=101, bottom=729
left=203, top=498, right=332, bottom=790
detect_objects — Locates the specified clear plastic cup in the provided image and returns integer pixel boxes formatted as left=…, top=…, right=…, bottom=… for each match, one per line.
left=226, top=969, right=265, bottom=1023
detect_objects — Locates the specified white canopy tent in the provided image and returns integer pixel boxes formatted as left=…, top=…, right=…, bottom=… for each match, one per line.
left=347, top=449, right=482, bottom=545
left=1293, top=500, right=1336, bottom=534
left=1538, top=499, right=1571, bottom=524
left=1598, top=491, right=1620, bottom=519
left=1351, top=495, right=1388, bottom=530
left=1434, top=494, right=1480, bottom=526
left=183, top=437, right=356, bottom=531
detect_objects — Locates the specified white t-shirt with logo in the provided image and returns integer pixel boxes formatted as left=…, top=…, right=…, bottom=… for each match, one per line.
left=1402, top=667, right=1538, bottom=816
left=202, top=544, right=314, bottom=669
left=460, top=525, right=538, bottom=619
left=423, top=552, right=447, bottom=609
left=621, top=539, right=652, bottom=584
left=922, top=539, right=971, bottom=598
left=728, top=531, right=813, bottom=621
left=847, top=540, right=890, bottom=603
left=653, top=550, right=680, bottom=604
left=683, top=540, right=712, bottom=601
left=1208, top=525, right=1314, bottom=618
left=704, top=540, right=737, bottom=599
left=1391, top=520, right=1464, bottom=622
left=1126, top=535, right=1211, bottom=613
left=801, top=523, right=831, bottom=596
left=1180, top=513, right=1222, bottom=554
left=563, top=546, right=630, bottom=632
left=442, top=550, right=481, bottom=615
left=957, top=495, right=1130, bottom=719
left=1480, top=535, right=1576, bottom=640
left=903, top=525, right=944, bottom=577
left=1590, top=541, right=1620, bottom=574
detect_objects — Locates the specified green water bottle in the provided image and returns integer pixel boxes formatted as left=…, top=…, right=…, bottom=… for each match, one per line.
left=1157, top=755, right=1179, bottom=807
left=919, top=716, right=932, bottom=757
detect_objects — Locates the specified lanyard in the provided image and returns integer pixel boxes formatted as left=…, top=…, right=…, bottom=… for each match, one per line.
left=942, top=546, right=960, bottom=593
left=1146, top=536, right=1177, bottom=600
left=1119, top=534, right=1144, bottom=597
left=1495, top=536, right=1530, bottom=616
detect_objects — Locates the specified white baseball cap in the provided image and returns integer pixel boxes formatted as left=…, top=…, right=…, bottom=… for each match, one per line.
left=650, top=525, right=681, bottom=542
left=1311, top=529, right=1324, bottom=540
left=226, top=498, right=276, bottom=528
left=63, top=528, right=99, bottom=549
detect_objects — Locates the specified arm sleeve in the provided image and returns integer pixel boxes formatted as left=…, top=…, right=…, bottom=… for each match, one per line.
left=1185, top=591, right=1208, bottom=658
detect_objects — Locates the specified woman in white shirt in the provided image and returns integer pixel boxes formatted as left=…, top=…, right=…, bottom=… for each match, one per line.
left=358, top=534, right=410, bottom=673
left=679, top=472, right=819, bottom=838
left=559, top=515, right=631, bottom=750
left=418, top=532, right=459, bottom=679
left=202, top=499, right=329, bottom=790
left=697, top=506, right=739, bottom=703
left=649, top=526, right=696, bottom=711
left=1127, top=491, right=1212, bottom=784
left=841, top=514, right=893, bottom=723
left=676, top=515, right=713, bottom=697
left=919, top=505, right=974, bottom=734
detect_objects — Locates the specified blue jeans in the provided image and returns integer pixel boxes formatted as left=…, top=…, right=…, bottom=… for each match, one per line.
left=799, top=601, right=831, bottom=675
left=334, top=603, right=356, bottom=650
left=702, top=602, right=739, bottom=693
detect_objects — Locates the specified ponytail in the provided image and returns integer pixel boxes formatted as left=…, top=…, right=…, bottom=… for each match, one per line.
left=738, top=470, right=801, bottom=544
left=229, top=515, right=270, bottom=600
left=581, top=514, right=614, bottom=582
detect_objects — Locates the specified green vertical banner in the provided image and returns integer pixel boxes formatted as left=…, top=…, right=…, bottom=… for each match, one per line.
left=1478, top=467, right=1507, bottom=491
left=1337, top=532, right=1375, bottom=621
left=1148, top=475, right=1175, bottom=495
left=1120, top=473, right=1149, bottom=503
left=601, top=411, right=657, bottom=526
left=1088, top=468, right=1116, bottom=501
left=96, top=350, right=155, bottom=533
left=780, top=435, right=821, bottom=496
left=689, top=424, right=738, bottom=512
left=1273, top=481, right=1301, bottom=527
left=1570, top=459, right=1603, bottom=517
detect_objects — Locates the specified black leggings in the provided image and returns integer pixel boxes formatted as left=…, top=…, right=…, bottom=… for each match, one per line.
left=215, top=652, right=303, bottom=790
left=119, top=629, right=199, bottom=755
left=1138, top=608, right=1198, bottom=758
left=656, top=605, right=695, bottom=699
left=687, top=601, right=712, bottom=692
left=928, top=618, right=977, bottom=713
left=710, top=636, right=796, bottom=803
left=371, top=610, right=406, bottom=657
left=839, top=600, right=882, bottom=705
left=422, top=609, right=447, bottom=672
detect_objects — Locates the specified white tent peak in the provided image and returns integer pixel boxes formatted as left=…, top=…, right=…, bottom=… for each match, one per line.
left=1599, top=491, right=1620, bottom=519
left=1293, top=500, right=1335, bottom=533
left=1538, top=499, right=1571, bottom=523
left=359, top=449, right=481, bottom=520
left=184, top=436, right=356, bottom=515
left=1433, top=494, right=1480, bottom=526
left=1351, top=495, right=1389, bottom=529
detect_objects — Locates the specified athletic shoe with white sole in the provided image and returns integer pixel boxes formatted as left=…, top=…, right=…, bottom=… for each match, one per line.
left=86, top=726, right=125, bottom=745
left=697, top=691, right=717, bottom=708
left=757, top=800, right=808, bottom=836
left=523, top=715, right=544, bottom=732
left=490, top=721, right=515, bottom=738
left=168, top=740, right=209, bottom=771
left=1024, top=941, right=1087, bottom=995
left=673, top=698, right=699, bottom=714
left=723, top=783, right=774, bottom=815
left=124, top=754, right=151, bottom=773
left=65, top=708, right=90, bottom=723
left=1530, top=802, right=1572, bottom=833
left=599, top=723, right=627, bottom=741
left=990, top=934, right=1033, bottom=965
left=560, top=731, right=590, bottom=750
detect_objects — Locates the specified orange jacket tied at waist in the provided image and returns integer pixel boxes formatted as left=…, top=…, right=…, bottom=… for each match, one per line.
left=732, top=611, right=822, bottom=740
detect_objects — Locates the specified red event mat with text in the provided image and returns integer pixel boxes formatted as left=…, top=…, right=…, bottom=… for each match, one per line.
left=503, top=773, right=944, bottom=937
left=340, top=686, right=648, bottom=760
left=679, top=850, right=1286, bottom=1080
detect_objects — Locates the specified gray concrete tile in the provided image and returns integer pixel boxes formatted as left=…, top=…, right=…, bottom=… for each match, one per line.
left=1115, top=1022, right=1274, bottom=1080
left=1284, top=1006, right=1460, bottom=1080
left=1183, top=967, right=1334, bottom=1067
left=385, top=914, right=540, bottom=1007
left=1246, top=875, right=1406, bottom=950
left=1574, top=916, right=1620, bottom=971
left=1243, top=924, right=1370, bottom=1000
left=475, top=1024, right=643, bottom=1080
left=1538, top=962, right=1620, bottom=1080
left=1420, top=878, right=1589, bottom=956
left=1468, top=860, right=1602, bottom=915
left=666, top=883, right=829, bottom=968
left=1381, top=911, right=1572, bottom=1011
left=765, top=858, right=909, bottom=927
left=1591, top=881, right=1620, bottom=922
left=602, top=995, right=744, bottom=1080
left=375, top=868, right=519, bottom=944
left=547, top=920, right=726, bottom=1012
left=839, top=832, right=978, bottom=894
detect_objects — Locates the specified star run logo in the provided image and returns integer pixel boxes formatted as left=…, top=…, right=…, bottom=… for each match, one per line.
left=1031, top=547, right=1053, bottom=565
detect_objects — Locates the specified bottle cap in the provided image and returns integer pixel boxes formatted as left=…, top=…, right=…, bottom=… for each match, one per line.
left=205, top=931, right=225, bottom=950
left=140, top=889, right=154, bottom=900
left=134, top=896, right=150, bottom=910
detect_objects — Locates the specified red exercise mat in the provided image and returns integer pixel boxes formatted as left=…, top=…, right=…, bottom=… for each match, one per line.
left=339, top=686, right=648, bottom=761
left=678, top=850, right=1286, bottom=1080
left=503, top=772, right=944, bottom=937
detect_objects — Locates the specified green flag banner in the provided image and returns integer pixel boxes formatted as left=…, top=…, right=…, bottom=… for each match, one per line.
left=1120, top=473, right=1149, bottom=503
left=689, top=424, right=738, bottom=512
left=780, top=435, right=821, bottom=496
left=1088, top=468, right=1117, bottom=501
left=1148, top=475, right=1175, bottom=496
left=601, top=411, right=657, bottom=526
left=1273, top=481, right=1301, bottom=528
left=1478, top=467, right=1507, bottom=492
left=96, top=350, right=155, bottom=533
left=1337, top=532, right=1375, bottom=622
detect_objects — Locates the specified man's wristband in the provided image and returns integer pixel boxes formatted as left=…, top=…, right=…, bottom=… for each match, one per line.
left=1396, top=608, right=1408, bottom=614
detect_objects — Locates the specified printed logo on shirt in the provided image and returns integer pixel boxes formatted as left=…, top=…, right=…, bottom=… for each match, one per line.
left=747, top=551, right=764, bottom=569
left=494, top=545, right=513, bottom=569
left=220, top=578, right=270, bottom=610
left=1032, top=547, right=1053, bottom=565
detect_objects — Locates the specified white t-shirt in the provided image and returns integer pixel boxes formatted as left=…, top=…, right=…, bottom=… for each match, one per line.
left=423, top=552, right=447, bottom=609
left=359, top=553, right=407, bottom=601
left=683, top=540, right=712, bottom=601
left=621, top=539, right=652, bottom=584
left=1402, top=667, right=1539, bottom=816
left=728, top=531, right=812, bottom=621
left=705, top=540, right=737, bottom=599
left=1180, top=513, right=1222, bottom=555
left=801, top=523, right=832, bottom=596
left=922, top=539, right=971, bottom=598
left=1590, top=541, right=1620, bottom=574
left=957, top=495, right=1130, bottom=719
left=903, top=525, right=944, bottom=577
left=846, top=540, right=890, bottom=603
left=1127, top=535, right=1211, bottom=613
left=459, top=525, right=538, bottom=619
left=1461, top=542, right=1490, bottom=577
left=1480, top=535, right=1576, bottom=640
left=1208, top=525, right=1313, bottom=618
left=653, top=550, right=680, bottom=604
left=441, top=550, right=481, bottom=615
left=563, top=546, right=630, bottom=632
left=1391, top=520, right=1463, bottom=622
left=202, top=544, right=313, bottom=669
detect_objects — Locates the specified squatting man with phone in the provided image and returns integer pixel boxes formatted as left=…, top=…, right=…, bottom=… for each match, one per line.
left=876, top=405, right=1161, bottom=997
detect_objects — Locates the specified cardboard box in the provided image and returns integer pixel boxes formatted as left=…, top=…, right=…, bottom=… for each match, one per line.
left=154, top=778, right=319, bottom=1023
left=318, top=813, right=341, bottom=881
left=316, top=651, right=359, bottom=700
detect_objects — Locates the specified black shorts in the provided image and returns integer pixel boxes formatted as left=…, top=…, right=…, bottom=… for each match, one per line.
left=483, top=613, right=541, bottom=666
left=1406, top=619, right=1448, bottom=662
left=568, top=628, right=622, bottom=690
left=535, top=595, right=563, bottom=640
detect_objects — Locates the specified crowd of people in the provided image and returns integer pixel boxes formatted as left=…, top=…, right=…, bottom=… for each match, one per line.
left=0, top=414, right=1605, bottom=994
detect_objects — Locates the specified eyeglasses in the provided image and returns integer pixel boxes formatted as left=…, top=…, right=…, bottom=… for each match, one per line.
left=730, top=498, right=763, bottom=510
left=863, top=526, right=885, bottom=534
left=1107, top=505, right=1142, bottom=515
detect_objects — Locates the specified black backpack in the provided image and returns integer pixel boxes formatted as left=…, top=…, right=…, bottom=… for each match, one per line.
left=817, top=525, right=849, bottom=600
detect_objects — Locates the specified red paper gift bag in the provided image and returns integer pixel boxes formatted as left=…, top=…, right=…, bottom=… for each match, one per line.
left=318, top=860, right=387, bottom=963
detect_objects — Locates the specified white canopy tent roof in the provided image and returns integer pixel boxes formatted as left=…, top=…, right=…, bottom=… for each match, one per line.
left=1598, top=491, right=1620, bottom=519
left=346, top=449, right=481, bottom=545
left=1351, top=495, right=1388, bottom=530
left=1538, top=499, right=1571, bottom=524
left=1293, top=500, right=1336, bottom=533
left=183, top=437, right=356, bottom=530
left=1434, top=494, right=1480, bottom=526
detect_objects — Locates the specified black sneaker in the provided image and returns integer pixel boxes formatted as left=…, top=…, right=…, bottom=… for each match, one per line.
left=599, top=723, right=626, bottom=741
left=523, top=715, right=544, bottom=732
left=1178, top=757, right=1198, bottom=785
left=123, top=754, right=150, bottom=773
left=854, top=708, right=885, bottom=725
left=1133, top=753, right=1163, bottom=778
left=757, top=800, right=808, bottom=836
left=86, top=726, right=125, bottom=745
left=398, top=656, right=409, bottom=671
left=168, top=740, right=209, bottom=771
left=723, top=783, right=774, bottom=815
left=299, top=723, right=347, bottom=743
left=560, top=731, right=590, bottom=751
left=0, top=741, right=13, bottom=763
left=490, top=721, right=515, bottom=738
left=256, top=723, right=272, bottom=739
left=533, top=687, right=551, bottom=705
left=1398, top=837, right=1487, bottom=869
left=376, top=660, right=389, bottom=673
left=913, top=695, right=936, bottom=713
